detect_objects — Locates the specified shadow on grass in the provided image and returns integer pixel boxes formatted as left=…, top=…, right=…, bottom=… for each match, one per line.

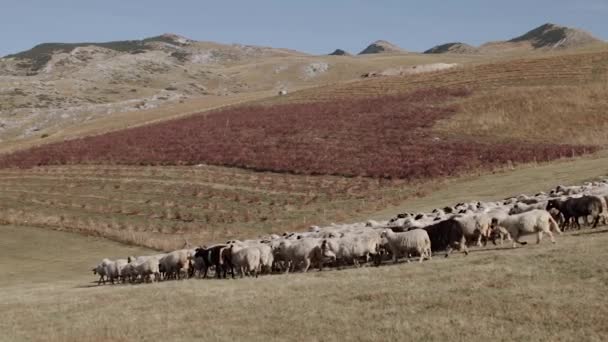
left=74, top=282, right=102, bottom=289
left=571, top=228, right=608, bottom=237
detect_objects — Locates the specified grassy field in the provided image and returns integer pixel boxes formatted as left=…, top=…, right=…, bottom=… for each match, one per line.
left=2, top=223, right=608, bottom=341
left=0, top=164, right=417, bottom=250
left=0, top=151, right=607, bottom=251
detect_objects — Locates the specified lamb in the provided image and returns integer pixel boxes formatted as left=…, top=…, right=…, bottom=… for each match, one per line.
left=491, top=209, right=561, bottom=248
left=380, top=229, right=431, bottom=263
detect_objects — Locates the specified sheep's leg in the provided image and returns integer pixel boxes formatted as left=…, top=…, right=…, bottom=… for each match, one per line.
left=302, top=258, right=311, bottom=273
left=445, top=246, right=453, bottom=258
left=546, top=230, right=555, bottom=244
left=592, top=215, right=600, bottom=228
left=536, top=231, right=543, bottom=244
left=459, top=237, right=469, bottom=255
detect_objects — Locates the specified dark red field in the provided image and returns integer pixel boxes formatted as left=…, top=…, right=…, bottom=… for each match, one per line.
left=0, top=87, right=595, bottom=179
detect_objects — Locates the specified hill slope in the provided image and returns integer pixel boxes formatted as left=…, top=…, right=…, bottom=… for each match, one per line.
left=359, top=40, right=406, bottom=54
left=481, top=23, right=603, bottom=53
left=424, top=42, right=478, bottom=54
left=0, top=35, right=476, bottom=147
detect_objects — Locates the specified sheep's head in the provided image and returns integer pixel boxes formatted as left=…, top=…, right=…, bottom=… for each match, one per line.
left=546, top=200, right=559, bottom=211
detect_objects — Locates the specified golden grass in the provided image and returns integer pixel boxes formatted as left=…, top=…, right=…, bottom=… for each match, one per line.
left=2, top=224, right=608, bottom=341
left=265, top=48, right=608, bottom=104
left=435, top=82, right=608, bottom=145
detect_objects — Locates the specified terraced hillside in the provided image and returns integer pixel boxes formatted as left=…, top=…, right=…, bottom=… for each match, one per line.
left=1, top=152, right=607, bottom=251
left=0, top=165, right=415, bottom=250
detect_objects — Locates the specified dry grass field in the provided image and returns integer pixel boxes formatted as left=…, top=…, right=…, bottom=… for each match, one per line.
left=0, top=164, right=416, bottom=250
left=2, top=221, right=608, bottom=341
left=0, top=150, right=607, bottom=251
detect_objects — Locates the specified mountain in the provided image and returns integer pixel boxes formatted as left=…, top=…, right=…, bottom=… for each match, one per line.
left=424, top=42, right=478, bottom=54
left=480, top=23, right=603, bottom=52
left=508, top=23, right=601, bottom=49
left=328, top=49, right=351, bottom=56
left=359, top=40, right=406, bottom=55
left=426, top=23, right=603, bottom=55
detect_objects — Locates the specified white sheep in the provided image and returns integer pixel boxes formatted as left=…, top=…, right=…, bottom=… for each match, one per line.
left=491, top=209, right=561, bottom=248
left=380, top=229, right=431, bottom=263
left=229, top=243, right=261, bottom=278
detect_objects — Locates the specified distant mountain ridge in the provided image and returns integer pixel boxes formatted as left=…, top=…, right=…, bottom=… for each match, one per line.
left=426, top=23, right=603, bottom=54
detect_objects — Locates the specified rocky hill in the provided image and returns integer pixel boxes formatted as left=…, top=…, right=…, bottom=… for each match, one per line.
left=359, top=40, right=406, bottom=55
left=426, top=23, right=604, bottom=55
left=508, top=23, right=601, bottom=49
left=424, top=42, right=478, bottom=54
left=328, top=49, right=351, bottom=56
left=480, top=23, right=603, bottom=52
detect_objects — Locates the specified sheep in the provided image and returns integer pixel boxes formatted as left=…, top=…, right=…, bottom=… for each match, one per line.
left=320, top=232, right=381, bottom=268
left=453, top=213, right=492, bottom=247
left=129, top=258, right=161, bottom=283
left=491, top=209, right=561, bottom=248
left=423, top=218, right=468, bottom=257
left=159, top=249, right=192, bottom=280
left=380, top=229, right=431, bottom=263
left=99, top=258, right=128, bottom=284
left=228, top=243, right=261, bottom=278
left=92, top=262, right=107, bottom=285
left=273, top=238, right=326, bottom=273
left=546, top=196, right=603, bottom=229
left=509, top=201, right=547, bottom=215
left=228, top=240, right=274, bottom=275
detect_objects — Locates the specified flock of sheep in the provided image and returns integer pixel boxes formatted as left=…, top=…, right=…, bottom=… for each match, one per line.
left=92, top=179, right=608, bottom=285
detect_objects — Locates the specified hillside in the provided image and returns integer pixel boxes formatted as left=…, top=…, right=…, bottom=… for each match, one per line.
left=424, top=42, right=478, bottom=54
left=359, top=40, right=406, bottom=54
left=426, top=23, right=604, bottom=55
left=0, top=35, right=477, bottom=147
left=480, top=23, right=603, bottom=53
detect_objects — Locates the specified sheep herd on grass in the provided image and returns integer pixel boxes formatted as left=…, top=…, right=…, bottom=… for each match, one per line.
left=92, top=179, right=608, bottom=285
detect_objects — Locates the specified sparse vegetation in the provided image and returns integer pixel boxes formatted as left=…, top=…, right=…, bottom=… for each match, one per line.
left=0, top=87, right=596, bottom=180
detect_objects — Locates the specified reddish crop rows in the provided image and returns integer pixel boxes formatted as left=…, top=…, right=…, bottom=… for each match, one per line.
left=0, top=87, right=596, bottom=179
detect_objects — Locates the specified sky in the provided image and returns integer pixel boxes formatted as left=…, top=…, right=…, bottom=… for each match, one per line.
left=1, top=0, right=607, bottom=57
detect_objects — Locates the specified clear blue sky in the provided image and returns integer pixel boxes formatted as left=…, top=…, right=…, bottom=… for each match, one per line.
left=2, top=0, right=607, bottom=56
